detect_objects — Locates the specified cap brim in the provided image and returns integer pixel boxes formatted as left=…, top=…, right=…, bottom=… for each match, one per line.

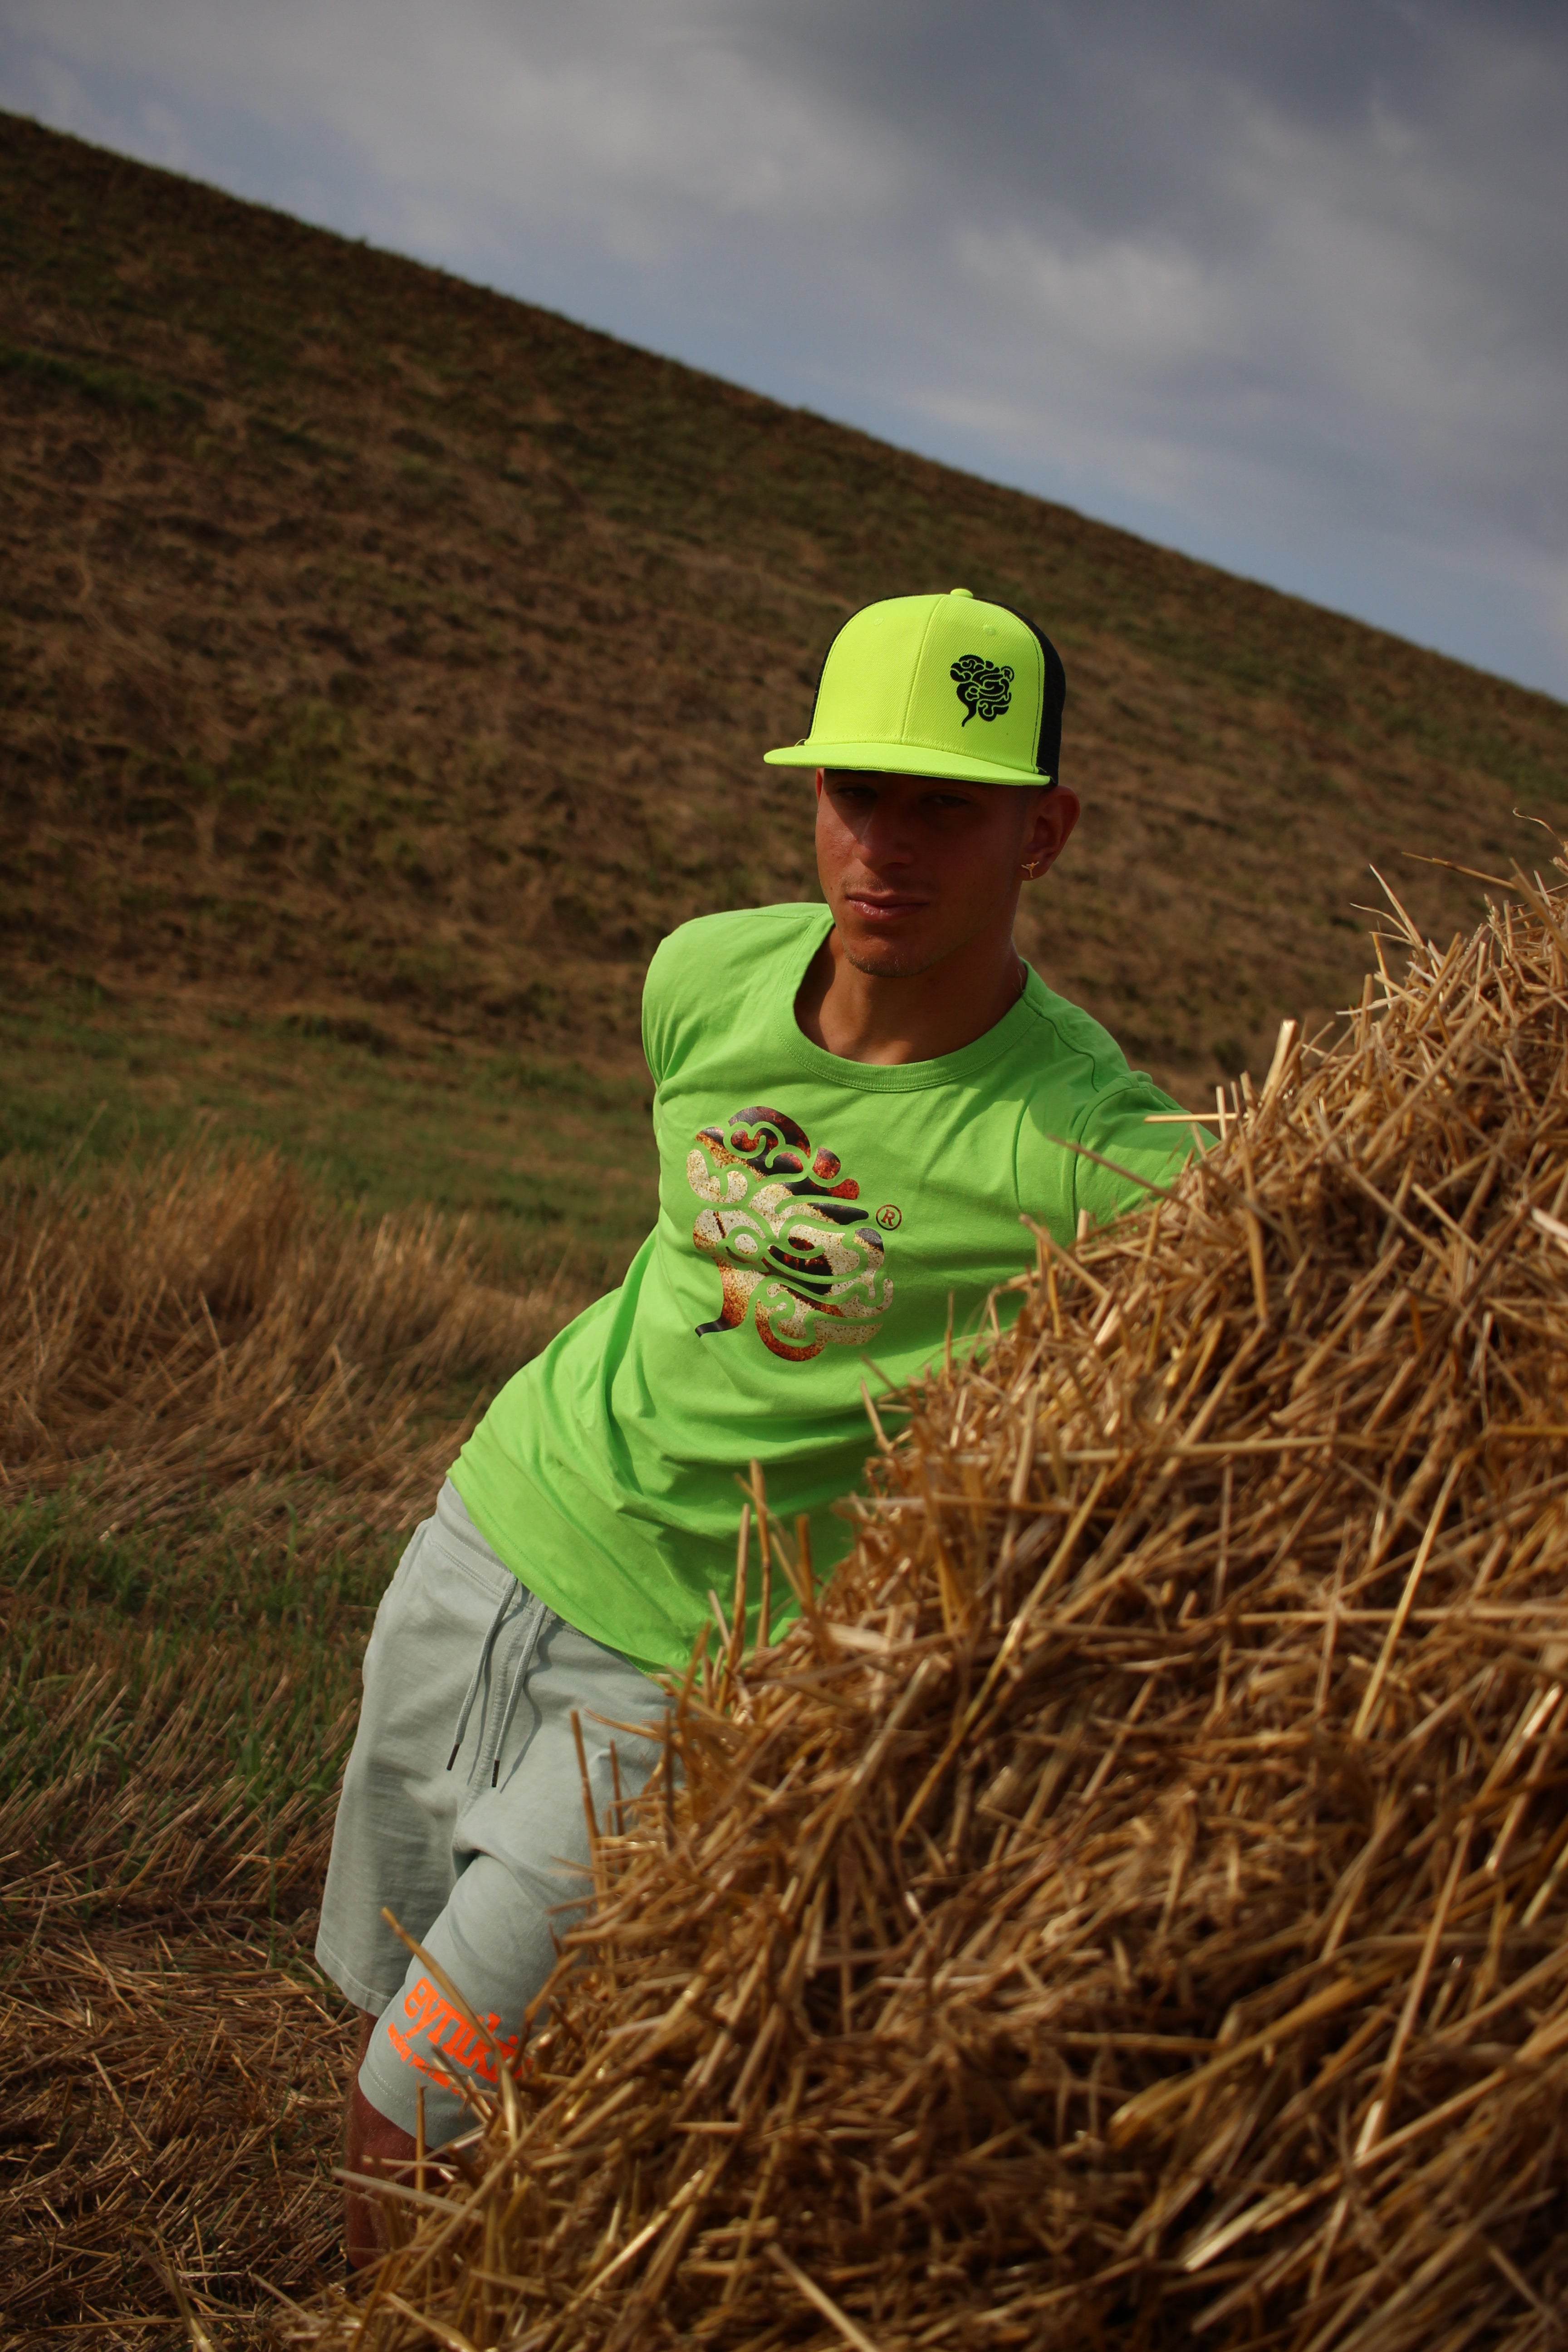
left=763, top=740, right=1051, bottom=788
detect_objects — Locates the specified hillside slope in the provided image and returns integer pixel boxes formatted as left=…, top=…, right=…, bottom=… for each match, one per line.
left=3, top=109, right=1565, bottom=1104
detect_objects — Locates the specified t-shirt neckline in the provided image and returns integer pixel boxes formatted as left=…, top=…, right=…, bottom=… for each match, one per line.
left=774, top=904, right=1044, bottom=1094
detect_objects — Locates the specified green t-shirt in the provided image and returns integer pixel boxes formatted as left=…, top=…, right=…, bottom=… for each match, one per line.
left=451, top=903, right=1193, bottom=1673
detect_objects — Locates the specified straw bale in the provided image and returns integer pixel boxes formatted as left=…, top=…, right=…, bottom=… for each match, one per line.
left=300, top=858, right=1568, bottom=2352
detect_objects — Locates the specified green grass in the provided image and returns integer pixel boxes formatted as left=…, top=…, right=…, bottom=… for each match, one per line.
left=0, top=1478, right=390, bottom=1644
left=0, top=331, right=204, bottom=419
left=0, top=1484, right=395, bottom=1832
left=0, top=985, right=660, bottom=1289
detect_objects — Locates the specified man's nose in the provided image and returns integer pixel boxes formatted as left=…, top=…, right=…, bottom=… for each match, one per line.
left=859, top=810, right=919, bottom=866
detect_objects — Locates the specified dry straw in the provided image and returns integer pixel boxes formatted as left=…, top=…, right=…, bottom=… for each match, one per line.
left=0, top=1926, right=349, bottom=2333
left=299, top=853, right=1568, bottom=2352
left=1, top=1141, right=559, bottom=1538
left=0, top=1148, right=565, bottom=2337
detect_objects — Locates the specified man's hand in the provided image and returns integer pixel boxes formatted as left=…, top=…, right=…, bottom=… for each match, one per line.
left=345, top=2010, right=419, bottom=2272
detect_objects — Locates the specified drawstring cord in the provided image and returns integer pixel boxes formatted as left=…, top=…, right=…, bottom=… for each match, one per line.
left=489, top=1606, right=548, bottom=1787
left=446, top=1582, right=520, bottom=1770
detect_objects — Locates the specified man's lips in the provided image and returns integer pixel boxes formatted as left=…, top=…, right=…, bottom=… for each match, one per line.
left=843, top=891, right=929, bottom=922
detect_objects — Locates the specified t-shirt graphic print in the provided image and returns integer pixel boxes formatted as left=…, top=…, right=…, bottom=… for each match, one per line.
left=451, top=903, right=1198, bottom=1675
left=689, top=1104, right=893, bottom=1359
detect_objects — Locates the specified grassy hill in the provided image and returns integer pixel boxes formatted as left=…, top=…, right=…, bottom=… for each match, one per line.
left=5, top=108, right=1567, bottom=1275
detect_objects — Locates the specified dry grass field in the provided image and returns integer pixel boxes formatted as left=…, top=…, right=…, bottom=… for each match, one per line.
left=0, top=1144, right=575, bottom=2341
left=4, top=104, right=1568, bottom=2347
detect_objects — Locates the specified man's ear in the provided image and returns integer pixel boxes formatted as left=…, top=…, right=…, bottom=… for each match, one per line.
left=1022, top=787, right=1080, bottom=881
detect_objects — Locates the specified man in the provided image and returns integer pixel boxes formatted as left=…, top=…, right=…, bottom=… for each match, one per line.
left=317, top=588, right=1196, bottom=2263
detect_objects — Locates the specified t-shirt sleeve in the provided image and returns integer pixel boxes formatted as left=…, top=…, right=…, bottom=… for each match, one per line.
left=1068, top=1076, right=1210, bottom=1235
left=641, top=932, right=681, bottom=1087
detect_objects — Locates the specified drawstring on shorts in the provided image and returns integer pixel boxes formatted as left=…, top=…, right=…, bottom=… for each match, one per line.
left=446, top=1582, right=519, bottom=1770
left=445, top=1577, right=549, bottom=1786
left=489, top=1605, right=548, bottom=1787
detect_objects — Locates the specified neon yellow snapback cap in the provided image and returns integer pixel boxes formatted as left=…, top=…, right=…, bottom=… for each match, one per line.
left=764, top=588, right=1066, bottom=787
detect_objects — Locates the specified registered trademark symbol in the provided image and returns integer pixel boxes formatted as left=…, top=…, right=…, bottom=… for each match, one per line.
left=875, top=1203, right=902, bottom=1230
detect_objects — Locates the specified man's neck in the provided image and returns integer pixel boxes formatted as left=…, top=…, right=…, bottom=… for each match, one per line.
left=794, top=925, right=1027, bottom=1066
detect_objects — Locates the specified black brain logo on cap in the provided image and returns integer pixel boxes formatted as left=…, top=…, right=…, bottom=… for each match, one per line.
left=951, top=653, right=1014, bottom=727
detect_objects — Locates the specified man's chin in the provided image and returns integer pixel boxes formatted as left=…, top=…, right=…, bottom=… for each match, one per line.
left=839, top=938, right=943, bottom=980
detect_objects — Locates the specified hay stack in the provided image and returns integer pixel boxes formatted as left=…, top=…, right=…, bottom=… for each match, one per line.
left=308, top=859, right=1568, bottom=2352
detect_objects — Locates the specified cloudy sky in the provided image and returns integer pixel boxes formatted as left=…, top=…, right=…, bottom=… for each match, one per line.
left=3, top=0, right=1564, bottom=700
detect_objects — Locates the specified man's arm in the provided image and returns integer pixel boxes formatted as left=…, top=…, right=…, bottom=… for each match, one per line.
left=1068, top=1078, right=1211, bottom=1236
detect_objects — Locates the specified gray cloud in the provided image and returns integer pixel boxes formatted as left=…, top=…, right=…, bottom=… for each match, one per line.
left=2, top=0, right=1564, bottom=695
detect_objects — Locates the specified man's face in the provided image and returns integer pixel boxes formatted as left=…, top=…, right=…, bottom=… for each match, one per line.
left=814, top=769, right=1079, bottom=979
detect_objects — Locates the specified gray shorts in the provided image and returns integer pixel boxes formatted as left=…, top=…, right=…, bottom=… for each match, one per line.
left=315, top=1479, right=668, bottom=2145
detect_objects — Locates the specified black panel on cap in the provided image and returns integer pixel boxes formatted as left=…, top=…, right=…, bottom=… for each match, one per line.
left=994, top=605, right=1067, bottom=783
